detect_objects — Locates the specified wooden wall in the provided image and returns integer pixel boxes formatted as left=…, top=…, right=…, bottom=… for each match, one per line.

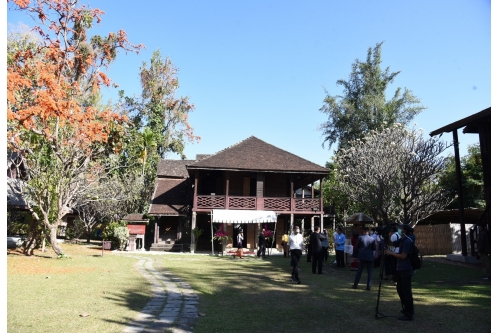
left=413, top=223, right=474, bottom=255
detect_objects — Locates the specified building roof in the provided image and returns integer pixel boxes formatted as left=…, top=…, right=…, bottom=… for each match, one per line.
left=430, top=107, right=490, bottom=136
left=121, top=213, right=149, bottom=222
left=186, top=136, right=330, bottom=174
left=7, top=178, right=28, bottom=209
left=148, top=178, right=191, bottom=216
left=157, top=159, right=196, bottom=178
left=419, top=208, right=485, bottom=224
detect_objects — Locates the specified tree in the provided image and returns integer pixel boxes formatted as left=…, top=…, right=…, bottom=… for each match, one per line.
left=334, top=124, right=452, bottom=226
left=75, top=173, right=143, bottom=243
left=320, top=42, right=426, bottom=151
left=118, top=49, right=200, bottom=213
left=439, top=143, right=485, bottom=209
left=322, top=158, right=363, bottom=225
left=7, top=0, right=143, bottom=256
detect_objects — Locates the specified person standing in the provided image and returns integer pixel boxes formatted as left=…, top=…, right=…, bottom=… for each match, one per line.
left=257, top=229, right=266, bottom=258
left=335, top=227, right=346, bottom=268
left=310, top=226, right=325, bottom=274
left=352, top=227, right=376, bottom=290
left=385, top=224, right=415, bottom=321
left=321, top=230, right=329, bottom=262
left=235, top=230, right=244, bottom=259
left=289, top=226, right=304, bottom=284
left=387, top=226, right=401, bottom=283
left=281, top=232, right=289, bottom=258
left=477, top=224, right=490, bottom=280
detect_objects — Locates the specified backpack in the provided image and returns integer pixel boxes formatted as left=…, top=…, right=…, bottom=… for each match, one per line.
left=408, top=240, right=422, bottom=269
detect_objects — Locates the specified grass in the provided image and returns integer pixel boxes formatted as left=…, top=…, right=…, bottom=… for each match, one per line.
left=7, top=243, right=151, bottom=333
left=8, top=244, right=490, bottom=333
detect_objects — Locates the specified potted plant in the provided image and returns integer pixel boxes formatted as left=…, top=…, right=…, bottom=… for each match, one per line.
left=263, top=225, right=274, bottom=256
left=212, top=225, right=232, bottom=254
left=192, top=227, right=204, bottom=252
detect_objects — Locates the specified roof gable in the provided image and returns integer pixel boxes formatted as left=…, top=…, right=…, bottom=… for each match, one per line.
left=187, top=136, right=329, bottom=174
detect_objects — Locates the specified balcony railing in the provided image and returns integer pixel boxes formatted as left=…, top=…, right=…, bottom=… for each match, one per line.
left=194, top=195, right=321, bottom=213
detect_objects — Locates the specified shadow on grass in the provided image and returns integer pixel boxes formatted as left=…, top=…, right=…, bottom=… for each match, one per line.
left=144, top=254, right=490, bottom=333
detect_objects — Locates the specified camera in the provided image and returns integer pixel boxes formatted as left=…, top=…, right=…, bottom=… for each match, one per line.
left=376, top=223, right=397, bottom=243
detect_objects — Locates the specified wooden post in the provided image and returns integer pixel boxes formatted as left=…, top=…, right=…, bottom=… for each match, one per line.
left=191, top=212, right=197, bottom=253
left=154, top=221, right=158, bottom=245
left=453, top=129, right=467, bottom=256
left=225, top=173, right=230, bottom=209
left=320, top=177, right=324, bottom=213
left=193, top=171, right=199, bottom=210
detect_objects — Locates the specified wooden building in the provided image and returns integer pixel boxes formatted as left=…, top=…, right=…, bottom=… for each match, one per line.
left=430, top=106, right=490, bottom=257
left=148, top=136, right=330, bottom=253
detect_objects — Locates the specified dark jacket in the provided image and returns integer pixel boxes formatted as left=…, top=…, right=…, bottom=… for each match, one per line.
left=310, top=232, right=324, bottom=254
left=258, top=233, right=266, bottom=246
left=356, top=234, right=376, bottom=261
left=478, top=229, right=490, bottom=254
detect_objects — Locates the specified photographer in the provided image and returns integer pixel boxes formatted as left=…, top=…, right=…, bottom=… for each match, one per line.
left=385, top=224, right=414, bottom=321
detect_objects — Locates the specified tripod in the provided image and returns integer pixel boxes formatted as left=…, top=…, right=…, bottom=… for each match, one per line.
left=375, top=244, right=388, bottom=319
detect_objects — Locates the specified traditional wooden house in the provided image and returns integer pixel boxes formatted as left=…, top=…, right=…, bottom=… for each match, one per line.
left=148, top=136, right=330, bottom=254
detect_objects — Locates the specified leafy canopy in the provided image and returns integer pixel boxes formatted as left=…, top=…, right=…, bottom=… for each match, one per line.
left=320, top=42, right=425, bottom=151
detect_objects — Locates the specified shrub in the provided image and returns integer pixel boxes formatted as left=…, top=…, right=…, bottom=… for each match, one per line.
left=102, top=221, right=129, bottom=250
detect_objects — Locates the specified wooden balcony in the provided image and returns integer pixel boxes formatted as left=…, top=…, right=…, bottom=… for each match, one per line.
left=193, top=195, right=322, bottom=214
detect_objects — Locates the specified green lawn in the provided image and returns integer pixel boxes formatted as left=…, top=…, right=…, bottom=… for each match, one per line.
left=7, top=244, right=490, bottom=333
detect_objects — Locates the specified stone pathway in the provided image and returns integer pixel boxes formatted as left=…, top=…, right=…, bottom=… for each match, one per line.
left=121, top=256, right=199, bottom=333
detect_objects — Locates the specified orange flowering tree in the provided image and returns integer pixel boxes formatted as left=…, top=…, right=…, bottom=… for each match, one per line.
left=7, top=0, right=143, bottom=256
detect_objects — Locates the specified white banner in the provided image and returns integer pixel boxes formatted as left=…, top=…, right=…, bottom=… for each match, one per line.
left=212, top=209, right=277, bottom=223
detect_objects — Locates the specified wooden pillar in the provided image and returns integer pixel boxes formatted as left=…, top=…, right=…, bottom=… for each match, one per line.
left=289, top=214, right=294, bottom=234
left=320, top=177, right=324, bottom=213
left=225, top=172, right=230, bottom=209
left=478, top=122, right=491, bottom=229
left=193, top=171, right=199, bottom=210
left=177, top=216, right=182, bottom=241
left=154, top=221, right=158, bottom=244
left=321, top=214, right=324, bottom=231
left=156, top=223, right=160, bottom=244
left=190, top=212, right=197, bottom=253
left=453, top=129, right=467, bottom=256
left=256, top=223, right=261, bottom=249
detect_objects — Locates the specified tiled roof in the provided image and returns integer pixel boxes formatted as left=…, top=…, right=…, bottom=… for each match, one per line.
left=148, top=178, right=191, bottom=216
left=187, top=136, right=330, bottom=174
left=7, top=178, right=27, bottom=209
left=157, top=159, right=196, bottom=178
left=122, top=213, right=149, bottom=222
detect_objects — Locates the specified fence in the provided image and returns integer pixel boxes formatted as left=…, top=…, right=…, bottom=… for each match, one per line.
left=413, top=223, right=474, bottom=255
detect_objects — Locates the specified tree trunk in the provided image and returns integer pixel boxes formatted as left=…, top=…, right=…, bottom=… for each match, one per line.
left=22, top=218, right=42, bottom=256
left=49, top=225, right=64, bottom=256
left=86, top=226, right=92, bottom=244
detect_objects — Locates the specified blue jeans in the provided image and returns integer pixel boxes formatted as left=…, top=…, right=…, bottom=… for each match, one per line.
left=353, top=260, right=373, bottom=288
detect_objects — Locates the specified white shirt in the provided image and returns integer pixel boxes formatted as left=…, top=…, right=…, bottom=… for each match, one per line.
left=288, top=232, right=304, bottom=250
left=390, top=232, right=401, bottom=252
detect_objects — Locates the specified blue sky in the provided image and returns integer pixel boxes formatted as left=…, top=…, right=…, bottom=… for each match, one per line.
left=6, top=0, right=492, bottom=167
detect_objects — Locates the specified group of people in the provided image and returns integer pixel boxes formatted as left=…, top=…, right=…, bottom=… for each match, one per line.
left=284, top=224, right=416, bottom=322
left=233, top=228, right=267, bottom=259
